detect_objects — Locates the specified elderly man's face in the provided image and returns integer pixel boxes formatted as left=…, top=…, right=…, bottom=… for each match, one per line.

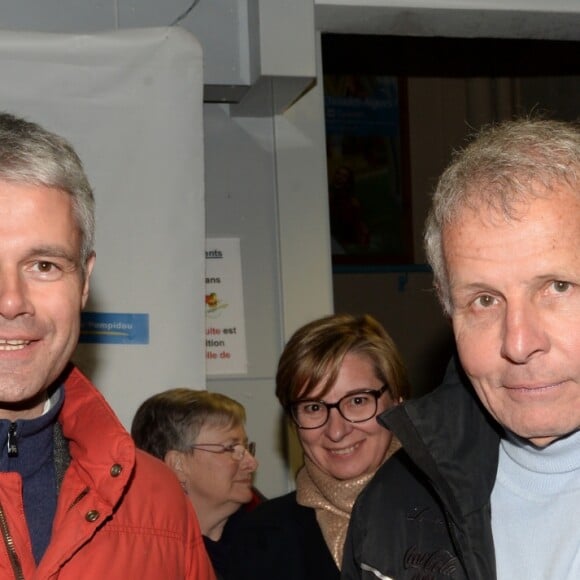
left=0, top=181, right=94, bottom=419
left=445, top=182, right=580, bottom=447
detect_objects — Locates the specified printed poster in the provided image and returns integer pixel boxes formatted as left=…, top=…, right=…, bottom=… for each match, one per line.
left=205, top=238, right=248, bottom=375
left=324, top=74, right=413, bottom=266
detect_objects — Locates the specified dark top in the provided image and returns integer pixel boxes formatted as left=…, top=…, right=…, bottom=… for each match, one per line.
left=0, top=386, right=65, bottom=563
left=225, top=491, right=340, bottom=580
left=204, top=507, right=250, bottom=579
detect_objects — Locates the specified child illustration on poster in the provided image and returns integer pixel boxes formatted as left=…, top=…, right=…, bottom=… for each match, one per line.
left=205, top=238, right=248, bottom=375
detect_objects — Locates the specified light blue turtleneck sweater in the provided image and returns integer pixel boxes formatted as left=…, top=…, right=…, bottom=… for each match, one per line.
left=491, top=429, right=580, bottom=580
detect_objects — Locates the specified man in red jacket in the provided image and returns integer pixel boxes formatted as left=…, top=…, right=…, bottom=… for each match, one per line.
left=0, top=112, right=215, bottom=580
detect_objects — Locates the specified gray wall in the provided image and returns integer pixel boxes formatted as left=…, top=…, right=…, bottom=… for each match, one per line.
left=203, top=54, right=334, bottom=493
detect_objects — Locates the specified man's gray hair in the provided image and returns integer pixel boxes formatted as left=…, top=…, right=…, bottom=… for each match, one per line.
left=424, top=118, right=580, bottom=314
left=0, top=112, right=95, bottom=268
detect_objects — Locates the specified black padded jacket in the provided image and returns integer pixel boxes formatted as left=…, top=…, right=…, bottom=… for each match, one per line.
left=342, top=357, right=502, bottom=580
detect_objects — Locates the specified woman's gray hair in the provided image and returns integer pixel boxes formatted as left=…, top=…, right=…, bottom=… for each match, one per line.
left=131, top=388, right=247, bottom=461
left=424, top=118, right=580, bottom=314
left=0, top=112, right=95, bottom=268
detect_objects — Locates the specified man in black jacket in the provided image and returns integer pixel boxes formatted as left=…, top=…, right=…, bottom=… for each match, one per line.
left=342, top=119, right=580, bottom=580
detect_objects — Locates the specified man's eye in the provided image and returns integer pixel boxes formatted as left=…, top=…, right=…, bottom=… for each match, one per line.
left=552, top=280, right=571, bottom=293
left=474, top=295, right=495, bottom=308
left=37, top=261, right=56, bottom=272
left=29, top=261, right=65, bottom=279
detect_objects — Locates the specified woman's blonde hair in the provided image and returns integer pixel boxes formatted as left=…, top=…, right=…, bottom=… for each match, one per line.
left=276, top=313, right=410, bottom=409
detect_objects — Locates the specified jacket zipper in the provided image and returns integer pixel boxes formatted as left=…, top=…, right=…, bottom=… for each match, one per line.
left=0, top=502, right=24, bottom=580
left=7, top=423, right=18, bottom=458
left=0, top=426, right=90, bottom=580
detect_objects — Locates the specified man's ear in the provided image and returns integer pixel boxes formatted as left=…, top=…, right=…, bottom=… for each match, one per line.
left=81, top=252, right=96, bottom=309
left=433, top=281, right=453, bottom=321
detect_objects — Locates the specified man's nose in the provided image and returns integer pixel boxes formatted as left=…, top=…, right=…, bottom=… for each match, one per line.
left=501, top=300, right=549, bottom=364
left=0, top=268, right=34, bottom=320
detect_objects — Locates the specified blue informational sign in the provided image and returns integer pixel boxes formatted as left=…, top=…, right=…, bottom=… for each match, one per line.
left=324, top=76, right=399, bottom=137
left=79, top=312, right=150, bottom=345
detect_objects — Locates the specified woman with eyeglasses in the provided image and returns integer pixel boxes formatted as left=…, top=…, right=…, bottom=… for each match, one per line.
left=226, top=313, right=410, bottom=580
left=130, top=389, right=260, bottom=579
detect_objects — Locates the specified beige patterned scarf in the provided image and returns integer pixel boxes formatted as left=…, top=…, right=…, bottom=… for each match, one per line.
left=295, top=436, right=401, bottom=569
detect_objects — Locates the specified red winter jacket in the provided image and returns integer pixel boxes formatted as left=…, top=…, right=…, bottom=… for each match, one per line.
left=0, top=365, right=216, bottom=580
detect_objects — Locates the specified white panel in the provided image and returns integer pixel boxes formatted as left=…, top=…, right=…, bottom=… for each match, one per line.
left=315, top=0, right=580, bottom=40
left=0, top=27, right=205, bottom=428
left=259, top=0, right=315, bottom=78
left=0, top=0, right=114, bottom=32
left=118, top=0, right=258, bottom=87
left=316, top=0, right=580, bottom=7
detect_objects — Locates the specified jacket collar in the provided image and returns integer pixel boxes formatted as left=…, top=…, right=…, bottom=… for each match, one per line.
left=58, top=364, right=135, bottom=507
left=378, top=355, right=502, bottom=519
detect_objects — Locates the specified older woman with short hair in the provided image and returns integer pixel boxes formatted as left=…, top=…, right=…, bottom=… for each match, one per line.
left=226, top=313, right=410, bottom=579
left=131, top=389, right=259, bottom=579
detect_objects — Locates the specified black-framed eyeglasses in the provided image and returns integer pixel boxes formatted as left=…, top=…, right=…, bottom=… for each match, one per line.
left=188, top=441, right=256, bottom=461
left=288, top=384, right=390, bottom=430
